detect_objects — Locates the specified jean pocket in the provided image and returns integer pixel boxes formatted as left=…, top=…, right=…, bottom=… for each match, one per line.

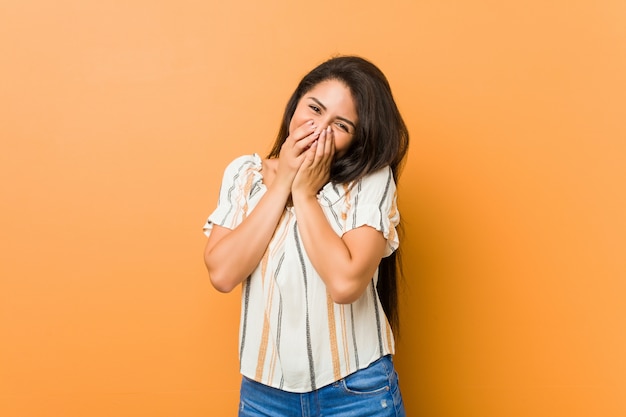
left=340, top=358, right=392, bottom=395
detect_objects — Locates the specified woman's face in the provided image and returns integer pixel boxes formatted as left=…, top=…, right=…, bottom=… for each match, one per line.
left=289, top=79, right=358, bottom=158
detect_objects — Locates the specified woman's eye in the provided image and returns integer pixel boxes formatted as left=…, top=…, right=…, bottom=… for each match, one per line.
left=336, top=122, right=349, bottom=133
left=309, top=105, right=321, bottom=113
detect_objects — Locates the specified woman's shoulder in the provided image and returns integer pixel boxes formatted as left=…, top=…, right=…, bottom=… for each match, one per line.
left=360, top=165, right=394, bottom=184
left=319, top=166, right=394, bottom=206
left=221, top=153, right=263, bottom=176
left=340, top=166, right=395, bottom=194
left=218, top=154, right=264, bottom=189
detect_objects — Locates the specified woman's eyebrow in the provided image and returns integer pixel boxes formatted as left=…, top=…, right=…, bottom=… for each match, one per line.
left=336, top=116, right=356, bottom=131
left=308, top=97, right=357, bottom=130
left=309, top=96, right=327, bottom=111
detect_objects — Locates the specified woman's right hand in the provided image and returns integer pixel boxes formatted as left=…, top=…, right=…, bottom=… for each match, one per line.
left=275, top=120, right=321, bottom=189
left=205, top=121, right=322, bottom=292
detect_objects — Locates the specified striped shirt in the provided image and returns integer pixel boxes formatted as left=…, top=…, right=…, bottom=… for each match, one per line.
left=203, top=154, right=399, bottom=393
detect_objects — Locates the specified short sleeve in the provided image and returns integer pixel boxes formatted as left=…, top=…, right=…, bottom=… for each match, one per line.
left=203, top=154, right=263, bottom=237
left=344, top=166, right=400, bottom=257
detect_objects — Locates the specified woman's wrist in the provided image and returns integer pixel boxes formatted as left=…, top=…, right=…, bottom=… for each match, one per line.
left=291, top=189, right=318, bottom=205
left=268, top=180, right=293, bottom=202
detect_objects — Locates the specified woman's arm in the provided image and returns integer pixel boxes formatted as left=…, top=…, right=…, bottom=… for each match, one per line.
left=204, top=183, right=291, bottom=293
left=204, top=120, right=320, bottom=292
left=291, top=127, right=387, bottom=304
left=292, top=196, right=387, bottom=304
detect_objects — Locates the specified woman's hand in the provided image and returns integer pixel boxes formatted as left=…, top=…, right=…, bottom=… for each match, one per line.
left=292, top=126, right=335, bottom=198
left=274, top=120, right=322, bottom=191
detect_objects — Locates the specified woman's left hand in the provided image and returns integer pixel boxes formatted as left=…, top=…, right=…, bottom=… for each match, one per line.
left=292, top=126, right=335, bottom=197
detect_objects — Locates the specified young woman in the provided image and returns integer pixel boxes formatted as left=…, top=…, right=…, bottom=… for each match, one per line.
left=203, top=55, right=409, bottom=416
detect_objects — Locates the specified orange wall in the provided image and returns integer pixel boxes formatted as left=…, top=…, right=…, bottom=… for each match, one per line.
left=1, top=1, right=625, bottom=416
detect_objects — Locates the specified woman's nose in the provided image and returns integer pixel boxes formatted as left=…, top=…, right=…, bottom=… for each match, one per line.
left=314, top=118, right=331, bottom=130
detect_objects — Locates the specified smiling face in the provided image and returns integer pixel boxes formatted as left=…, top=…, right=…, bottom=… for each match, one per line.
left=288, top=79, right=358, bottom=158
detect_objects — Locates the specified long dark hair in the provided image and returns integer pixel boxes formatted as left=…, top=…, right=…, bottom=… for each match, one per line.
left=268, top=56, right=409, bottom=333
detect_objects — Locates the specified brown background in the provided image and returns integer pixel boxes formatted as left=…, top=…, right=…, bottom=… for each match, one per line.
left=2, top=0, right=625, bottom=415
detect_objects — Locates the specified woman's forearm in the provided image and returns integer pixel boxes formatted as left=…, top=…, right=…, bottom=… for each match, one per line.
left=291, top=193, right=386, bottom=304
left=204, top=184, right=291, bottom=292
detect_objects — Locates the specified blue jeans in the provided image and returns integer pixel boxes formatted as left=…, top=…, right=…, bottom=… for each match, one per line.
left=238, top=355, right=406, bottom=417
